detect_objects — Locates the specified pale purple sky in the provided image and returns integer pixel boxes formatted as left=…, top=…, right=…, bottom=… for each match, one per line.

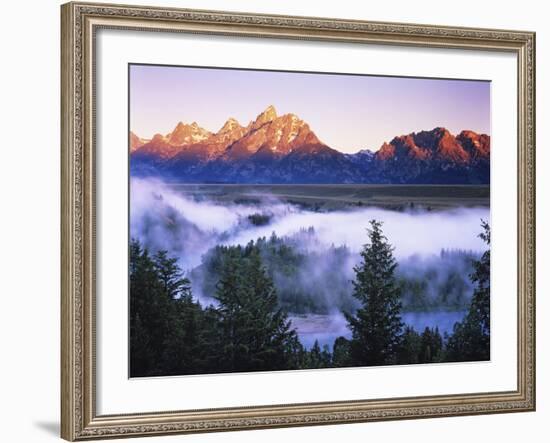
left=130, top=64, right=490, bottom=154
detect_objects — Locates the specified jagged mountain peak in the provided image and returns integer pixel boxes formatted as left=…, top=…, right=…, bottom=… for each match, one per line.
left=261, top=104, right=277, bottom=118
left=131, top=133, right=178, bottom=159
left=129, top=131, right=146, bottom=152
left=456, top=130, right=491, bottom=158
left=377, top=127, right=487, bottom=164
left=167, top=121, right=211, bottom=146
left=130, top=109, right=490, bottom=184
left=219, top=117, right=243, bottom=133
left=252, top=105, right=278, bottom=130
left=432, top=126, right=451, bottom=136
left=223, top=109, right=322, bottom=159
left=458, top=129, right=480, bottom=139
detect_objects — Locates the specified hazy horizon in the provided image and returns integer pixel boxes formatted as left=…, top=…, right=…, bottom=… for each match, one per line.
left=130, top=64, right=491, bottom=154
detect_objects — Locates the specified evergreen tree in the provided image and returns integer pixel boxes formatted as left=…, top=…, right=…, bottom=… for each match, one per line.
left=129, top=239, right=173, bottom=376
left=445, top=221, right=491, bottom=362
left=397, top=326, right=421, bottom=364
left=130, top=239, right=212, bottom=376
left=283, top=334, right=307, bottom=370
left=214, top=245, right=298, bottom=372
left=332, top=336, right=352, bottom=367
left=308, top=340, right=323, bottom=368
left=212, top=248, right=244, bottom=372
left=470, top=221, right=491, bottom=338
left=306, top=340, right=331, bottom=369
left=320, top=344, right=332, bottom=368
left=419, top=327, right=443, bottom=363
left=345, top=220, right=404, bottom=366
left=153, top=250, right=191, bottom=299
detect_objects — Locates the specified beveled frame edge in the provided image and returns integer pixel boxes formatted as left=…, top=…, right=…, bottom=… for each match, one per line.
left=60, top=1, right=536, bottom=441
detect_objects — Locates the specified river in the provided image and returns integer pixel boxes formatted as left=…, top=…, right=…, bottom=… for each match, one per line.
left=289, top=311, right=466, bottom=350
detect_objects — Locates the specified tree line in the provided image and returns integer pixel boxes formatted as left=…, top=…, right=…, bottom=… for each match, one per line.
left=130, top=220, right=490, bottom=377
left=194, top=230, right=478, bottom=315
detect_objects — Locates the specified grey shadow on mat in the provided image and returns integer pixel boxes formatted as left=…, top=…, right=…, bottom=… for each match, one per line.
left=34, top=421, right=59, bottom=437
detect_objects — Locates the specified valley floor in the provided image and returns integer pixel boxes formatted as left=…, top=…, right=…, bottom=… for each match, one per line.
left=165, top=183, right=490, bottom=210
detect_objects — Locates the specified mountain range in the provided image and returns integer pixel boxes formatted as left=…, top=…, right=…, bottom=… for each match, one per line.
left=130, top=105, right=490, bottom=184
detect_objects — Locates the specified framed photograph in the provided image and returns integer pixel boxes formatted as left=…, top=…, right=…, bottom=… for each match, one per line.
left=61, top=1, right=536, bottom=440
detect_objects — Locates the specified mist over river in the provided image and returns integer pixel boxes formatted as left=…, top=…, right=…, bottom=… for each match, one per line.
left=130, top=178, right=489, bottom=351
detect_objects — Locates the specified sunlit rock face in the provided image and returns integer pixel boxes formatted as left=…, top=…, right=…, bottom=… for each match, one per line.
left=130, top=106, right=490, bottom=184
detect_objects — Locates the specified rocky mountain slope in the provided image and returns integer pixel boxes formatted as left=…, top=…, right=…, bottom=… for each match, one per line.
left=130, top=106, right=490, bottom=184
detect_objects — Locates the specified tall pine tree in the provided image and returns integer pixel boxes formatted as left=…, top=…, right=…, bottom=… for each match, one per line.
left=345, top=220, right=403, bottom=366
left=214, top=245, right=298, bottom=373
left=153, top=250, right=209, bottom=375
left=130, top=239, right=212, bottom=376
left=445, top=221, right=491, bottom=361
left=129, top=240, right=176, bottom=376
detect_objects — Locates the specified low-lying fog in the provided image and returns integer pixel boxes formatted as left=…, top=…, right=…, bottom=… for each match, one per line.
left=130, top=178, right=490, bottom=348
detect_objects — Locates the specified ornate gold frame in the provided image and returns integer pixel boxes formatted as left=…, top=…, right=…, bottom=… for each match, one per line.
left=61, top=2, right=536, bottom=440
